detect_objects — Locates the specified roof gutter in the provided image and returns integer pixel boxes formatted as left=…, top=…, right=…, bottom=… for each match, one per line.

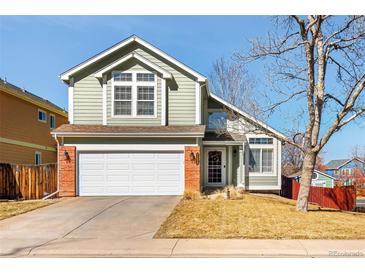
left=50, top=132, right=205, bottom=138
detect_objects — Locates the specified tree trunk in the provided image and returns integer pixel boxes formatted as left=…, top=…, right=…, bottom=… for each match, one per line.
left=296, top=151, right=318, bottom=212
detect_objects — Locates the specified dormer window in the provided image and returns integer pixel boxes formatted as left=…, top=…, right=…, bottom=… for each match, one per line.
left=112, top=71, right=156, bottom=117
left=114, top=72, right=132, bottom=82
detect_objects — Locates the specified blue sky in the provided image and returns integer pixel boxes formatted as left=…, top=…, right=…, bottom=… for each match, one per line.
left=0, top=16, right=364, bottom=161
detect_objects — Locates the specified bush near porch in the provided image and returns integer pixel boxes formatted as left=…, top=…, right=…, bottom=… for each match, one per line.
left=155, top=194, right=365, bottom=239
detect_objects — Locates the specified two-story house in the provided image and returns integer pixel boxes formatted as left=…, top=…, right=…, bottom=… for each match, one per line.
left=52, top=35, right=285, bottom=197
left=0, top=78, right=68, bottom=164
left=325, top=157, right=365, bottom=186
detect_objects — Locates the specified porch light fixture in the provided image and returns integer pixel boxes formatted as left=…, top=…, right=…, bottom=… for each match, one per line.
left=64, top=151, right=70, bottom=160
left=189, top=152, right=196, bottom=162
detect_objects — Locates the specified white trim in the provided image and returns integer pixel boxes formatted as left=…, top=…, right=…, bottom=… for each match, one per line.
left=208, top=92, right=287, bottom=139
left=60, top=35, right=206, bottom=82
left=277, top=139, right=282, bottom=188
left=49, top=113, right=56, bottom=129
left=37, top=109, right=47, bottom=123
left=203, top=141, right=243, bottom=145
left=246, top=185, right=281, bottom=191
left=161, top=78, right=166, bottom=125
left=111, top=70, right=157, bottom=119
left=195, top=82, right=201, bottom=124
left=68, top=77, right=74, bottom=124
left=102, top=74, right=107, bottom=125
left=204, top=147, right=227, bottom=187
left=94, top=52, right=172, bottom=79
left=227, top=146, right=232, bottom=185
left=314, top=169, right=337, bottom=180
left=65, top=143, right=192, bottom=151
left=51, top=132, right=205, bottom=137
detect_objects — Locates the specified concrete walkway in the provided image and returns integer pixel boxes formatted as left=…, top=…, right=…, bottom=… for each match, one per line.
left=1, top=238, right=365, bottom=257
left=0, top=197, right=364, bottom=257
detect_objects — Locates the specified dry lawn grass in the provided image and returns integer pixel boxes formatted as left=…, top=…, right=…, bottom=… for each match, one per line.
left=0, top=200, right=58, bottom=221
left=155, top=194, right=365, bottom=239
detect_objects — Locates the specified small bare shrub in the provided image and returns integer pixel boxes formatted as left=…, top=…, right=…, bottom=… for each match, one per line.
left=183, top=190, right=201, bottom=200
left=226, top=186, right=245, bottom=200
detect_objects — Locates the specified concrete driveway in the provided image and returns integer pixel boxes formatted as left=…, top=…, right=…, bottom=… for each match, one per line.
left=0, top=196, right=180, bottom=256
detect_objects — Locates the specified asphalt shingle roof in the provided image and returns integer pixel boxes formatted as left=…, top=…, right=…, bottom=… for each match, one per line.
left=325, top=159, right=350, bottom=170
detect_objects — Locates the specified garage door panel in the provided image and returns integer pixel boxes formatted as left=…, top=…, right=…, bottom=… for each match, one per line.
left=79, top=151, right=184, bottom=196
left=106, top=176, right=131, bottom=184
left=107, top=163, right=130, bottom=170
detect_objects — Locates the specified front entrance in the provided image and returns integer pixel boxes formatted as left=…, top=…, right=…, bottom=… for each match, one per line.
left=204, top=147, right=227, bottom=187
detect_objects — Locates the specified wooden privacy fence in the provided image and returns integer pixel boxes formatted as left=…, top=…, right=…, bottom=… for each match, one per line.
left=0, top=163, right=57, bottom=200
left=281, top=177, right=356, bottom=211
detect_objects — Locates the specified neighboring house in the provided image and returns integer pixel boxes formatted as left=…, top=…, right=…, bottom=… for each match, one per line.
left=288, top=169, right=336, bottom=188
left=0, top=78, right=68, bottom=164
left=52, top=35, right=284, bottom=197
left=325, top=158, right=365, bottom=186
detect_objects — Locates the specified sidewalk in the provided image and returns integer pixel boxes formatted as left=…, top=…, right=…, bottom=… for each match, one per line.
left=1, top=238, right=364, bottom=257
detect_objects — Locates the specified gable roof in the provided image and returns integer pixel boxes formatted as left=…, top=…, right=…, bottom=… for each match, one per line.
left=94, top=51, right=172, bottom=79
left=208, top=92, right=287, bottom=140
left=60, top=35, right=206, bottom=82
left=325, top=157, right=365, bottom=170
left=0, top=78, right=67, bottom=117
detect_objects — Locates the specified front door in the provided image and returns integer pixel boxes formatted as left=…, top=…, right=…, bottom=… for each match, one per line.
left=205, top=148, right=226, bottom=187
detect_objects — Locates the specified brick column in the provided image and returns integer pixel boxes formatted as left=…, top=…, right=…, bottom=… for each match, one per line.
left=58, top=146, right=76, bottom=197
left=184, top=146, right=201, bottom=192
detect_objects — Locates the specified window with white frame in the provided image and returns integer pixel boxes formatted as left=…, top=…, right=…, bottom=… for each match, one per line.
left=137, top=86, right=155, bottom=115
left=249, top=138, right=273, bottom=144
left=50, top=114, right=55, bottom=129
left=249, top=148, right=273, bottom=173
left=114, top=86, right=132, bottom=115
left=112, top=71, right=156, bottom=117
left=38, top=109, right=47, bottom=122
left=35, top=152, right=42, bottom=165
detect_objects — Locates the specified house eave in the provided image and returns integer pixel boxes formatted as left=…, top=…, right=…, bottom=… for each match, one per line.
left=93, top=52, right=172, bottom=79
left=51, top=132, right=205, bottom=138
left=60, top=35, right=206, bottom=82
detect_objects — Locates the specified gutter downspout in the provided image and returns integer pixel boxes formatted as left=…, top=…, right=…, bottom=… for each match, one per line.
left=43, top=133, right=60, bottom=199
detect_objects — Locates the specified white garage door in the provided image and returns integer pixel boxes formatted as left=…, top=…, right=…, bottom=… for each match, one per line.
left=78, top=152, right=184, bottom=196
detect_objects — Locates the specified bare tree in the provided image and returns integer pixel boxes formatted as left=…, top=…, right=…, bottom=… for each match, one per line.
left=234, top=16, right=365, bottom=212
left=282, top=134, right=304, bottom=176
left=209, top=57, right=260, bottom=117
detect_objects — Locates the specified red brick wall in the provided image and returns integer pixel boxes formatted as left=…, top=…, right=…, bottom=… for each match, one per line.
left=58, top=146, right=76, bottom=197
left=184, top=146, right=201, bottom=192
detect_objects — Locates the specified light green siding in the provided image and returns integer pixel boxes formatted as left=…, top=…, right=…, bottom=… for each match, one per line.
left=73, top=75, right=103, bottom=125
left=134, top=47, right=196, bottom=125
left=71, top=42, right=197, bottom=126
left=247, top=176, right=279, bottom=186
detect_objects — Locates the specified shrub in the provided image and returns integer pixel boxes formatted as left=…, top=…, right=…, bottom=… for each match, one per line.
left=183, top=190, right=201, bottom=200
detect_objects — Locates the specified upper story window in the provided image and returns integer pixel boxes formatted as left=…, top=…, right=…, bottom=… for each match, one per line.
left=208, top=112, right=227, bottom=130
left=112, top=71, right=156, bottom=117
left=249, top=148, right=273, bottom=173
left=249, top=138, right=273, bottom=144
left=38, top=109, right=47, bottom=122
left=113, top=72, right=132, bottom=82
left=137, top=73, right=155, bottom=82
left=50, top=114, right=55, bottom=129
